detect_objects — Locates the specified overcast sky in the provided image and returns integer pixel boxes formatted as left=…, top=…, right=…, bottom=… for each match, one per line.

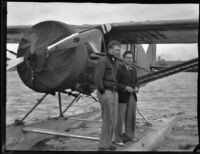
left=7, top=2, right=199, bottom=61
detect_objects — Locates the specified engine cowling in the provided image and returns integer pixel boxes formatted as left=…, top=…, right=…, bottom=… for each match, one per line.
left=17, top=21, right=89, bottom=93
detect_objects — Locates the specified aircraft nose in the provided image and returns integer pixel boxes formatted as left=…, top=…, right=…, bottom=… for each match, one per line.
left=16, top=21, right=87, bottom=93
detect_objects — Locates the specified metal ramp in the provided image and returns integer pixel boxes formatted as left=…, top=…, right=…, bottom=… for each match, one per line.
left=138, top=58, right=198, bottom=86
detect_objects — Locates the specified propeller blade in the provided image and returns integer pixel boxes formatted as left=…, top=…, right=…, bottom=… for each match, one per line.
left=7, top=57, right=24, bottom=71
left=47, top=29, right=102, bottom=52
left=47, top=24, right=112, bottom=53
left=7, top=49, right=17, bottom=56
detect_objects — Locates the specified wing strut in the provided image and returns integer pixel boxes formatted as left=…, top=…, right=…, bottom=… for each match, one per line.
left=138, top=58, right=198, bottom=87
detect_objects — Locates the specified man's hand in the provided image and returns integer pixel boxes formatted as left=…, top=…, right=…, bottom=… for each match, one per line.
left=125, top=86, right=139, bottom=93
left=125, top=86, right=135, bottom=93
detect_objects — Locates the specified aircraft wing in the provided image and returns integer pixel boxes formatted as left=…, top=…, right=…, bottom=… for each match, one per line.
left=110, top=19, right=198, bottom=44
left=7, top=19, right=198, bottom=44
left=7, top=25, right=31, bottom=43
left=7, top=24, right=94, bottom=43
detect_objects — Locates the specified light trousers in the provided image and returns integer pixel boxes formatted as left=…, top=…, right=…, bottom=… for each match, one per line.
left=97, top=90, right=118, bottom=148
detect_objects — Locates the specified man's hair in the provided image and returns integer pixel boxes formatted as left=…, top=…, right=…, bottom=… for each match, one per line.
left=107, top=40, right=121, bottom=50
left=123, top=50, right=133, bottom=58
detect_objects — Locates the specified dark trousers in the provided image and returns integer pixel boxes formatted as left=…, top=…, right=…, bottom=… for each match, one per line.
left=115, top=94, right=136, bottom=142
left=97, top=90, right=118, bottom=148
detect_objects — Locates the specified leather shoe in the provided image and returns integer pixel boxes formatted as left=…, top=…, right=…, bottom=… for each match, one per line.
left=98, top=147, right=107, bottom=151
left=124, top=138, right=138, bottom=143
left=108, top=145, right=117, bottom=150
left=113, top=141, right=125, bottom=146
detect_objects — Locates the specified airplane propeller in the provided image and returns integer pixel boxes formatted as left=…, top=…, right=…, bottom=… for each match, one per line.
left=6, top=21, right=112, bottom=93
left=7, top=23, right=112, bottom=71
left=7, top=57, right=24, bottom=71
left=47, top=24, right=111, bottom=53
left=47, top=29, right=102, bottom=53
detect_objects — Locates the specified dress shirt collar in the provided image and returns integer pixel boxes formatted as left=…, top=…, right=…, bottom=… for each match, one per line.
left=125, top=64, right=132, bottom=71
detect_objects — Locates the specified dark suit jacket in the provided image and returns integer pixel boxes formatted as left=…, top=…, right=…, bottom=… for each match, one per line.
left=117, top=64, right=139, bottom=103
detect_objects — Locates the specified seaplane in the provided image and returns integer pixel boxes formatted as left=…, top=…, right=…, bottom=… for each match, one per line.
left=5, top=19, right=199, bottom=151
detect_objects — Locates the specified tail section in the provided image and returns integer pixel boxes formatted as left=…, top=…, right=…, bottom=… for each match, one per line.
left=146, top=44, right=156, bottom=67
left=134, top=44, right=156, bottom=77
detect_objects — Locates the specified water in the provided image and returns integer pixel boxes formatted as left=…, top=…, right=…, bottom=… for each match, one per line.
left=136, top=72, right=198, bottom=151
left=137, top=72, right=198, bottom=119
left=6, top=71, right=100, bottom=125
left=6, top=71, right=198, bottom=151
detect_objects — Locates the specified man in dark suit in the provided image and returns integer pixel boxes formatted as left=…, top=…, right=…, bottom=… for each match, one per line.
left=115, top=51, right=139, bottom=146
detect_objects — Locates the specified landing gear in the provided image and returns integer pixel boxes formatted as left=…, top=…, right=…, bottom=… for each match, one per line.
left=13, top=90, right=95, bottom=125
left=14, top=93, right=48, bottom=125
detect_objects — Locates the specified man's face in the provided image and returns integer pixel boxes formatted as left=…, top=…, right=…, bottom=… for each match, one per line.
left=124, top=53, right=133, bottom=65
left=108, top=45, right=121, bottom=57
